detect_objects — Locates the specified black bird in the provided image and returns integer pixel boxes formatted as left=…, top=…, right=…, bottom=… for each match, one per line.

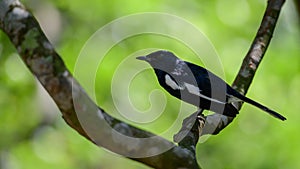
left=137, top=50, right=286, bottom=121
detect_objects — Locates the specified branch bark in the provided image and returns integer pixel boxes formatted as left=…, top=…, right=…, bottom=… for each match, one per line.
left=200, top=0, right=286, bottom=135
left=0, top=0, right=199, bottom=168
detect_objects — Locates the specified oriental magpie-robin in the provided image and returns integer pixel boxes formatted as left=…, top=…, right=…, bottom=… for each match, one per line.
left=137, top=50, right=286, bottom=121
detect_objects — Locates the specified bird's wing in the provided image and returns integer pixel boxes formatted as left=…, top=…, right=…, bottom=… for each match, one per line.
left=181, top=62, right=229, bottom=103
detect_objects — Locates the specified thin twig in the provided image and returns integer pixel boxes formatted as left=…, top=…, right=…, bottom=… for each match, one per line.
left=201, top=0, right=286, bottom=136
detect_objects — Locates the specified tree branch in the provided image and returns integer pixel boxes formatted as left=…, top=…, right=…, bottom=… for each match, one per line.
left=200, top=0, right=286, bottom=135
left=173, top=0, right=286, bottom=146
left=0, top=0, right=200, bottom=168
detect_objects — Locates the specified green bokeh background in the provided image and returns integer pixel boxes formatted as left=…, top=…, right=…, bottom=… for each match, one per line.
left=0, top=0, right=299, bottom=168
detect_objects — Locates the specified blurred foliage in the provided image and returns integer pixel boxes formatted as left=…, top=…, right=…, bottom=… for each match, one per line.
left=0, top=0, right=299, bottom=169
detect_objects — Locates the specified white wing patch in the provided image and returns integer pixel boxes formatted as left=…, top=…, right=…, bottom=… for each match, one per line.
left=165, top=74, right=184, bottom=90
left=184, top=83, right=201, bottom=95
left=184, top=82, right=226, bottom=104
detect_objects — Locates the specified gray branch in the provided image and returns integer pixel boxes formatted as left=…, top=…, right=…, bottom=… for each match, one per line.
left=201, top=0, right=286, bottom=136
left=0, top=0, right=200, bottom=168
left=174, top=0, right=286, bottom=148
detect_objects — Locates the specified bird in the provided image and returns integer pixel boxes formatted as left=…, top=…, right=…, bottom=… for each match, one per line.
left=136, top=50, right=286, bottom=121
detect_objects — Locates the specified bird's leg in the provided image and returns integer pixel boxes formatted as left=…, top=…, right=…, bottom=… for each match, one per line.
left=196, top=113, right=206, bottom=136
left=173, top=109, right=205, bottom=151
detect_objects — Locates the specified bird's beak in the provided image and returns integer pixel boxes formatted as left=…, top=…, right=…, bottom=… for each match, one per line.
left=136, top=56, right=148, bottom=61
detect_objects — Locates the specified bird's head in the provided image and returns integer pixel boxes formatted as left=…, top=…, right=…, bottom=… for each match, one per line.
left=136, top=50, right=179, bottom=71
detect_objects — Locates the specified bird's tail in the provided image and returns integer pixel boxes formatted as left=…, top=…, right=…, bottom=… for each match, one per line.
left=235, top=93, right=286, bottom=121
